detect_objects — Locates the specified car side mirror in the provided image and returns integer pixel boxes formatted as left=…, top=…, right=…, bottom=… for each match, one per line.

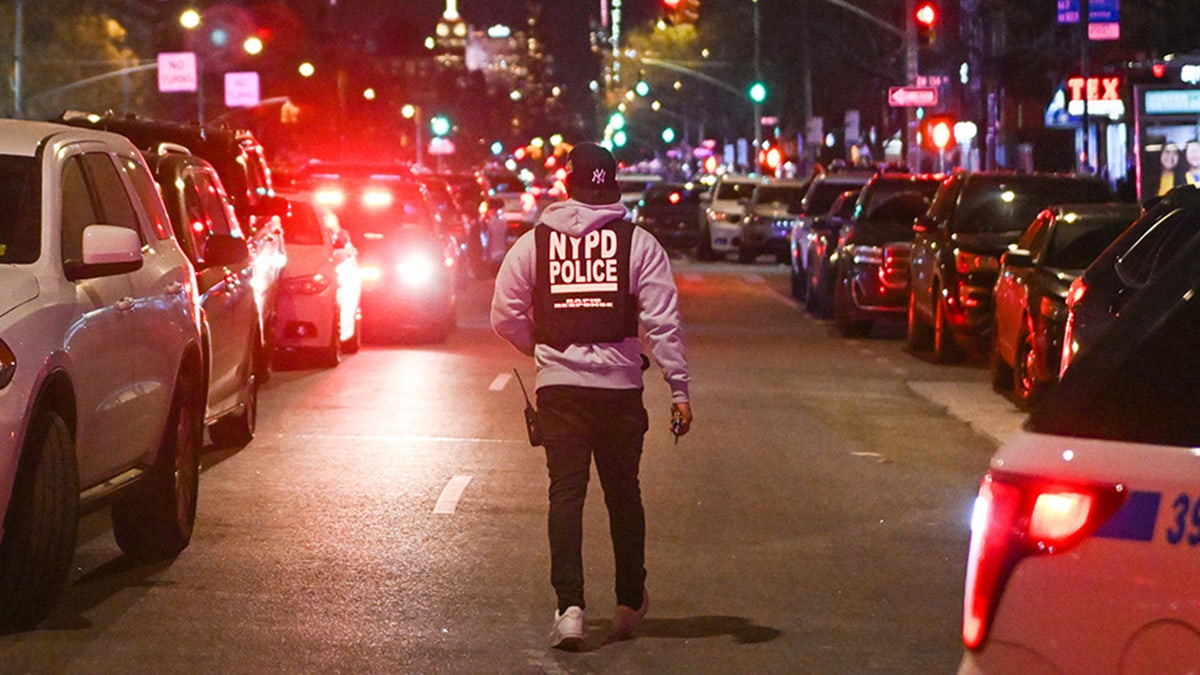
left=64, top=224, right=144, bottom=281
left=1000, top=248, right=1033, bottom=268
left=201, top=233, right=250, bottom=268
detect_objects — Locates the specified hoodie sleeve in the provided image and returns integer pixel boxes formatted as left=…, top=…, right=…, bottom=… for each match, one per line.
left=631, top=228, right=691, bottom=403
left=490, top=231, right=536, bottom=356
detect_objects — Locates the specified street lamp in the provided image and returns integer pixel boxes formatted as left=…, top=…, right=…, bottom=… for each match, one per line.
left=402, top=104, right=424, bottom=167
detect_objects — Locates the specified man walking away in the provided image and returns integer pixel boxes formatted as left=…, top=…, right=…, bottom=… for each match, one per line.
left=491, top=142, right=693, bottom=650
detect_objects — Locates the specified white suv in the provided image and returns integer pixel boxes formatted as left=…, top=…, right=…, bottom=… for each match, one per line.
left=0, top=121, right=205, bottom=631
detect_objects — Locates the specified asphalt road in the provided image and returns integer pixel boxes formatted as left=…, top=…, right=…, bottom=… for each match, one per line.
left=1, top=258, right=1026, bottom=674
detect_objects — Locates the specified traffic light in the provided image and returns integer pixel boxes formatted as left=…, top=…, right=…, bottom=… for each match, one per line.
left=915, top=1, right=937, bottom=48
left=663, top=0, right=699, bottom=25
left=430, top=115, right=451, bottom=137
left=748, top=81, right=767, bottom=104
left=920, top=115, right=955, bottom=151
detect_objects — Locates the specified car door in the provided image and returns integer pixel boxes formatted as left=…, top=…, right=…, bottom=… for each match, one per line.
left=995, top=212, right=1049, bottom=361
left=61, top=149, right=169, bottom=485
left=185, top=166, right=259, bottom=418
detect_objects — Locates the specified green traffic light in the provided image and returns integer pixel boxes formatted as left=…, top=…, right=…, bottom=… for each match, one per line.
left=430, top=115, right=451, bottom=137
left=748, top=81, right=767, bottom=104
left=662, top=127, right=676, bottom=144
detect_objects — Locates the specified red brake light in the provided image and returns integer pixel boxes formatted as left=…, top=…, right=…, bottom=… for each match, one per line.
left=315, top=188, right=345, bottom=206
left=362, top=189, right=393, bottom=208
left=669, top=191, right=681, bottom=205
left=962, top=472, right=1126, bottom=650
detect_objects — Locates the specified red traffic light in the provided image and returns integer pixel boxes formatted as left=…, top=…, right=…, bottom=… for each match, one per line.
left=921, top=115, right=955, bottom=151
left=915, top=1, right=937, bottom=27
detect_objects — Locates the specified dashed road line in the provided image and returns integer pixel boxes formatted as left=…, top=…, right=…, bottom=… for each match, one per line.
left=433, top=474, right=473, bottom=514
left=489, top=372, right=511, bottom=391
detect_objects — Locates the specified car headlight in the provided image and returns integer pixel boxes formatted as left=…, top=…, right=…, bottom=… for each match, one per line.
left=396, top=253, right=440, bottom=287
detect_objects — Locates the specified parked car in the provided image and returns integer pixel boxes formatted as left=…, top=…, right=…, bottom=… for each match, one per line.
left=960, top=227, right=1200, bottom=671
left=481, top=168, right=539, bottom=244
left=617, top=172, right=664, bottom=221
left=143, top=148, right=263, bottom=447
left=796, top=188, right=859, bottom=308
left=906, top=171, right=1114, bottom=362
left=811, top=173, right=941, bottom=317
left=58, top=112, right=289, bottom=379
left=437, top=172, right=508, bottom=277
left=0, top=120, right=205, bottom=630
left=788, top=170, right=875, bottom=293
left=990, top=202, right=1140, bottom=407
left=1060, top=185, right=1199, bottom=377
left=738, top=178, right=809, bottom=264
left=274, top=191, right=362, bottom=367
left=635, top=182, right=703, bottom=252
left=832, top=190, right=939, bottom=336
left=418, top=173, right=473, bottom=283
left=697, top=173, right=761, bottom=260
left=299, top=166, right=459, bottom=342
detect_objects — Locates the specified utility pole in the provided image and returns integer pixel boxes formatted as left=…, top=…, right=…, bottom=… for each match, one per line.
left=13, top=0, right=24, bottom=118
left=752, top=0, right=762, bottom=172
left=905, top=0, right=919, bottom=172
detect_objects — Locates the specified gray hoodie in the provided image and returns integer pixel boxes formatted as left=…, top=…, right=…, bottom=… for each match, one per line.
left=491, top=199, right=690, bottom=403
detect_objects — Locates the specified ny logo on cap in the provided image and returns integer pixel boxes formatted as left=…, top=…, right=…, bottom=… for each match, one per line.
left=592, top=168, right=606, bottom=184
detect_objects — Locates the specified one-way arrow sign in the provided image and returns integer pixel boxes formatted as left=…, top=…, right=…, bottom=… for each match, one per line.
left=888, top=86, right=939, bottom=107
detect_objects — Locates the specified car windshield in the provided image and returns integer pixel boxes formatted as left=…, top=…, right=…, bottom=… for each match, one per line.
left=754, top=186, right=805, bottom=212
left=1029, top=224, right=1200, bottom=446
left=1042, top=215, right=1136, bottom=269
left=0, top=155, right=40, bottom=264
left=804, top=181, right=865, bottom=216
left=715, top=180, right=757, bottom=201
left=283, top=200, right=326, bottom=246
left=958, top=178, right=1112, bottom=233
left=859, top=179, right=940, bottom=219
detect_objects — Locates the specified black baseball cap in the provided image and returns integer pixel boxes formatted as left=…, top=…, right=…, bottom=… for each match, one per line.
left=566, top=142, right=621, bottom=205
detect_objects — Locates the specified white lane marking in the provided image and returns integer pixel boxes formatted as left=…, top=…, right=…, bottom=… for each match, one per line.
left=434, top=474, right=473, bottom=514
left=489, top=373, right=511, bottom=391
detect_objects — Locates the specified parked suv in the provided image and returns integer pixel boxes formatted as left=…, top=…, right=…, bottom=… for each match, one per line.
left=58, top=112, right=288, bottom=377
left=788, top=170, right=875, bottom=294
left=1060, top=186, right=1197, bottom=376
left=906, top=171, right=1113, bottom=361
left=143, top=147, right=263, bottom=447
left=738, top=178, right=808, bottom=263
left=0, top=121, right=205, bottom=630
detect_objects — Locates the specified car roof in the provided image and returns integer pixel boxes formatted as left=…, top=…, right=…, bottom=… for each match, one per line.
left=0, top=119, right=136, bottom=156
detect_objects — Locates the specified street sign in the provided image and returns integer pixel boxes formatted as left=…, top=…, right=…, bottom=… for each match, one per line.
left=157, top=52, right=197, bottom=93
left=224, top=72, right=260, bottom=108
left=888, top=86, right=939, bottom=107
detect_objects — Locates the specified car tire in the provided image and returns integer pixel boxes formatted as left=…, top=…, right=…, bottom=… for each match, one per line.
left=906, top=289, right=933, bottom=351
left=989, top=339, right=1014, bottom=393
left=316, top=310, right=342, bottom=368
left=209, top=341, right=258, bottom=447
left=1013, top=325, right=1047, bottom=409
left=933, top=293, right=964, bottom=363
left=834, top=279, right=870, bottom=337
left=342, top=312, right=362, bottom=354
left=0, top=408, right=77, bottom=632
left=111, top=374, right=201, bottom=560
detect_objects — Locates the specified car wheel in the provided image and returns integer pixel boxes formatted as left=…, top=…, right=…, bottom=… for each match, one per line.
left=342, top=312, right=362, bottom=354
left=316, top=310, right=342, bottom=368
left=695, top=222, right=717, bottom=261
left=112, top=374, right=201, bottom=560
left=790, top=265, right=806, bottom=301
left=906, top=289, right=933, bottom=350
left=834, top=279, right=870, bottom=337
left=0, top=408, right=77, bottom=631
left=933, top=293, right=964, bottom=363
left=209, top=342, right=258, bottom=447
left=988, top=338, right=1014, bottom=393
left=1013, top=326, right=1047, bottom=409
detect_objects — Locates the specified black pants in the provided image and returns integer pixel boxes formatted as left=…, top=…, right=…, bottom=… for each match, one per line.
left=536, top=385, right=649, bottom=612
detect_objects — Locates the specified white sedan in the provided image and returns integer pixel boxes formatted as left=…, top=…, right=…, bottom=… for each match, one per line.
left=274, top=192, right=362, bottom=367
left=959, top=241, right=1200, bottom=672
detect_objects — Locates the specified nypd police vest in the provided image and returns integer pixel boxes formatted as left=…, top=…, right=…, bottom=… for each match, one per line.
left=532, top=219, right=638, bottom=351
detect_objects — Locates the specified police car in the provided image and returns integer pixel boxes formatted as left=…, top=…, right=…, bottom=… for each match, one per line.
left=959, top=223, right=1200, bottom=672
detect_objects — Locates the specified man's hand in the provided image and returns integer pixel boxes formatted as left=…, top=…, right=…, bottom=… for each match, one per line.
left=670, top=402, right=693, bottom=439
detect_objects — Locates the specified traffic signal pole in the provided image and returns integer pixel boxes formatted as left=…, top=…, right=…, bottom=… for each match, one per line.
left=905, top=0, right=919, bottom=172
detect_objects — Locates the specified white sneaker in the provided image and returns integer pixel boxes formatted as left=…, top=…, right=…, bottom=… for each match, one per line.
left=549, top=606, right=585, bottom=650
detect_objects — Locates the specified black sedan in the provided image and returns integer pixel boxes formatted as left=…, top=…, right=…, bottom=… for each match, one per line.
left=635, top=182, right=702, bottom=252
left=991, top=202, right=1140, bottom=407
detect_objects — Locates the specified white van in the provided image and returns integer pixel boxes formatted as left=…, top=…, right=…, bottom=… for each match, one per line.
left=697, top=174, right=762, bottom=260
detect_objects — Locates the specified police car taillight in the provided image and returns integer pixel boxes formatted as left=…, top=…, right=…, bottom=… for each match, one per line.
left=962, top=471, right=1125, bottom=650
left=315, top=188, right=346, bottom=206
